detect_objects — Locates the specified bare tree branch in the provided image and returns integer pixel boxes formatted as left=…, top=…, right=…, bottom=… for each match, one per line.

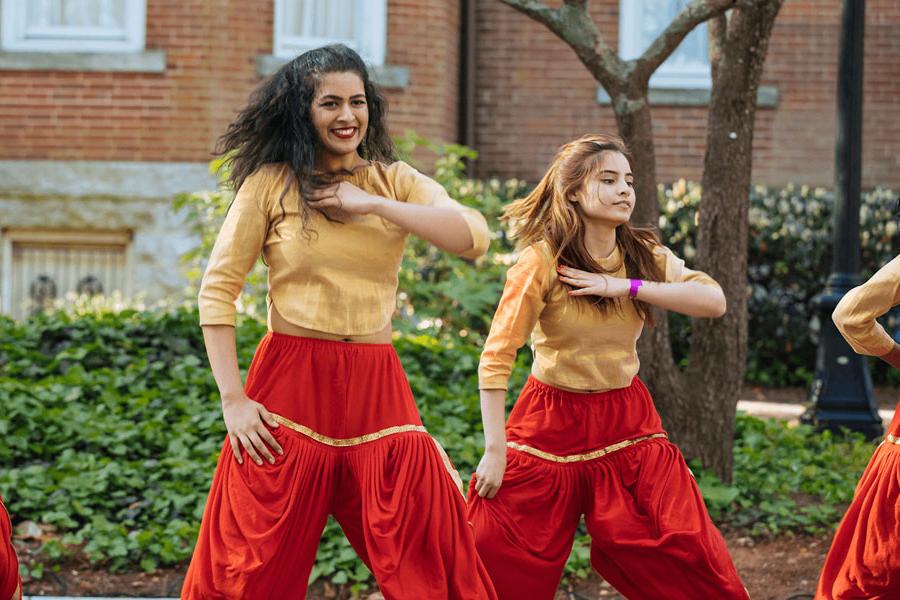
left=500, top=0, right=624, bottom=87
left=498, top=0, right=557, bottom=24
left=634, top=0, right=737, bottom=83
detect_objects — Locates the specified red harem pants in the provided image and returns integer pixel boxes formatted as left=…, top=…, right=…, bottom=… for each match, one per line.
left=467, top=376, right=748, bottom=600
left=182, top=333, right=497, bottom=600
left=816, top=403, right=900, bottom=600
left=0, top=495, right=20, bottom=600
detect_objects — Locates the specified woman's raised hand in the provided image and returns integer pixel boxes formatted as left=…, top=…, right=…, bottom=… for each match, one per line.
left=221, top=394, right=284, bottom=466
left=557, top=265, right=630, bottom=298
left=307, top=181, right=381, bottom=216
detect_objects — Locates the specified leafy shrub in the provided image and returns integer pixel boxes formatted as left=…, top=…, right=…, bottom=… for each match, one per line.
left=0, top=307, right=530, bottom=582
left=0, top=307, right=879, bottom=584
left=0, top=308, right=261, bottom=575
left=660, top=181, right=899, bottom=386
left=693, top=414, right=875, bottom=536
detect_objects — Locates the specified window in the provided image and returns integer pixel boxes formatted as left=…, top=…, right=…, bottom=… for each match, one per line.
left=0, top=0, right=146, bottom=53
left=1, top=229, right=132, bottom=320
left=619, top=0, right=711, bottom=89
left=273, top=0, right=386, bottom=65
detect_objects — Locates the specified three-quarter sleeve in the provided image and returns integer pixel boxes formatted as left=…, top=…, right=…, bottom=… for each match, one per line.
left=655, top=245, right=723, bottom=289
left=832, top=254, right=900, bottom=356
left=392, top=161, right=491, bottom=259
left=197, top=167, right=274, bottom=327
left=478, top=245, right=551, bottom=390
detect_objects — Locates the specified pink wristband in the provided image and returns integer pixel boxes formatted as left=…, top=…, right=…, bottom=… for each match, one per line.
left=629, top=278, right=644, bottom=298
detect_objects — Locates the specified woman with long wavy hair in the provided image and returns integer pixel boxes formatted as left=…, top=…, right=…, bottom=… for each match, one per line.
left=181, top=44, right=497, bottom=600
left=467, top=133, right=747, bottom=599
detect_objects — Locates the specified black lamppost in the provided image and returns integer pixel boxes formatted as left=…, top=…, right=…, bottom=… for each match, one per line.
left=802, top=0, right=883, bottom=438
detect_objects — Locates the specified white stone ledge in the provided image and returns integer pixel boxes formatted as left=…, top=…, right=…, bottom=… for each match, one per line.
left=0, top=160, right=216, bottom=199
left=596, top=85, right=780, bottom=108
left=256, top=54, right=410, bottom=89
left=0, top=50, right=166, bottom=72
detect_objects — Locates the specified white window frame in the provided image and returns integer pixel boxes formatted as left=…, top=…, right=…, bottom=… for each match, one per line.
left=0, top=0, right=146, bottom=53
left=273, top=0, right=386, bottom=66
left=1, top=228, right=133, bottom=319
left=619, top=0, right=711, bottom=89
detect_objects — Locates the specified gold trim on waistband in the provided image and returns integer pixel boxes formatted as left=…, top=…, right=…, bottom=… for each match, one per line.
left=507, top=433, right=668, bottom=464
left=272, top=414, right=427, bottom=447
left=886, top=433, right=900, bottom=445
left=431, top=438, right=465, bottom=497
left=271, top=414, right=463, bottom=495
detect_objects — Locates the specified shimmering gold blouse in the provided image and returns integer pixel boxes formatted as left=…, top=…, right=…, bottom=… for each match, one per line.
left=198, top=160, right=490, bottom=335
left=832, top=254, right=900, bottom=356
left=478, top=241, right=722, bottom=392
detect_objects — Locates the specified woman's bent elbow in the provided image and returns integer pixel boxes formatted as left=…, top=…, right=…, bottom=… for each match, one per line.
left=715, top=295, right=727, bottom=317
left=705, top=294, right=727, bottom=318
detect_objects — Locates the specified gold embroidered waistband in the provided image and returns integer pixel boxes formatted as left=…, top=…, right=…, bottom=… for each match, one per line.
left=886, top=433, right=900, bottom=445
left=272, top=414, right=427, bottom=447
left=507, top=433, right=668, bottom=464
left=271, top=413, right=464, bottom=496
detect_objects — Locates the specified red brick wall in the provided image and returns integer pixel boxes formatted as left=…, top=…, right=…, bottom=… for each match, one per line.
left=0, top=0, right=459, bottom=162
left=3, top=1, right=896, bottom=188
left=474, top=0, right=900, bottom=188
left=385, top=0, right=460, bottom=143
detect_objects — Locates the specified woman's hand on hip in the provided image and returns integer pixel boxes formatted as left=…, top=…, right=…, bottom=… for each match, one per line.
left=557, top=265, right=630, bottom=298
left=221, top=394, right=284, bottom=466
left=474, top=448, right=507, bottom=499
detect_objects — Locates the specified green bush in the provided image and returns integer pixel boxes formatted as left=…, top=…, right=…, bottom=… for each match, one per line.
left=0, top=308, right=262, bottom=575
left=693, top=414, right=875, bottom=535
left=0, top=307, right=878, bottom=584
left=0, top=307, right=530, bottom=582
left=660, top=180, right=899, bottom=386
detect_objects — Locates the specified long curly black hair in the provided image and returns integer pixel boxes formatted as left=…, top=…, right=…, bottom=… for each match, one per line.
left=216, top=44, right=394, bottom=234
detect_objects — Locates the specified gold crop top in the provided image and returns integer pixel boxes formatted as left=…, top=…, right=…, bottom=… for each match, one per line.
left=832, top=254, right=900, bottom=357
left=198, top=160, right=491, bottom=335
left=478, top=240, right=722, bottom=392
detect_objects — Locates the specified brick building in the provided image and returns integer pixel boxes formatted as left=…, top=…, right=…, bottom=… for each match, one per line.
left=475, top=0, right=900, bottom=186
left=0, top=0, right=897, bottom=316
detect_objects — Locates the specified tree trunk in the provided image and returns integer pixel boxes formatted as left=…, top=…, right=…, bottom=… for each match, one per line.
left=675, top=1, right=784, bottom=481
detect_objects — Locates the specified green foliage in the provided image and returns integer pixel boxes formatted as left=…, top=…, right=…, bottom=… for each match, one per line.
left=0, top=307, right=883, bottom=584
left=660, top=180, right=899, bottom=386
left=392, top=131, right=529, bottom=342
left=0, top=308, right=265, bottom=573
left=693, top=414, right=875, bottom=535
left=0, top=307, right=529, bottom=582
left=309, top=520, right=371, bottom=591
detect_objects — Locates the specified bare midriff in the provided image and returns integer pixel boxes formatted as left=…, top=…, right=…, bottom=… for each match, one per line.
left=269, top=305, right=393, bottom=344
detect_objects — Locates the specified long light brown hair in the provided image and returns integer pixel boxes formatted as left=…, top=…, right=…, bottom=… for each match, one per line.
left=503, top=133, right=664, bottom=321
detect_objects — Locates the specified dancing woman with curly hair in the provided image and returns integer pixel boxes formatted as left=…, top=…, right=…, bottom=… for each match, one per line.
left=182, top=44, right=496, bottom=600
